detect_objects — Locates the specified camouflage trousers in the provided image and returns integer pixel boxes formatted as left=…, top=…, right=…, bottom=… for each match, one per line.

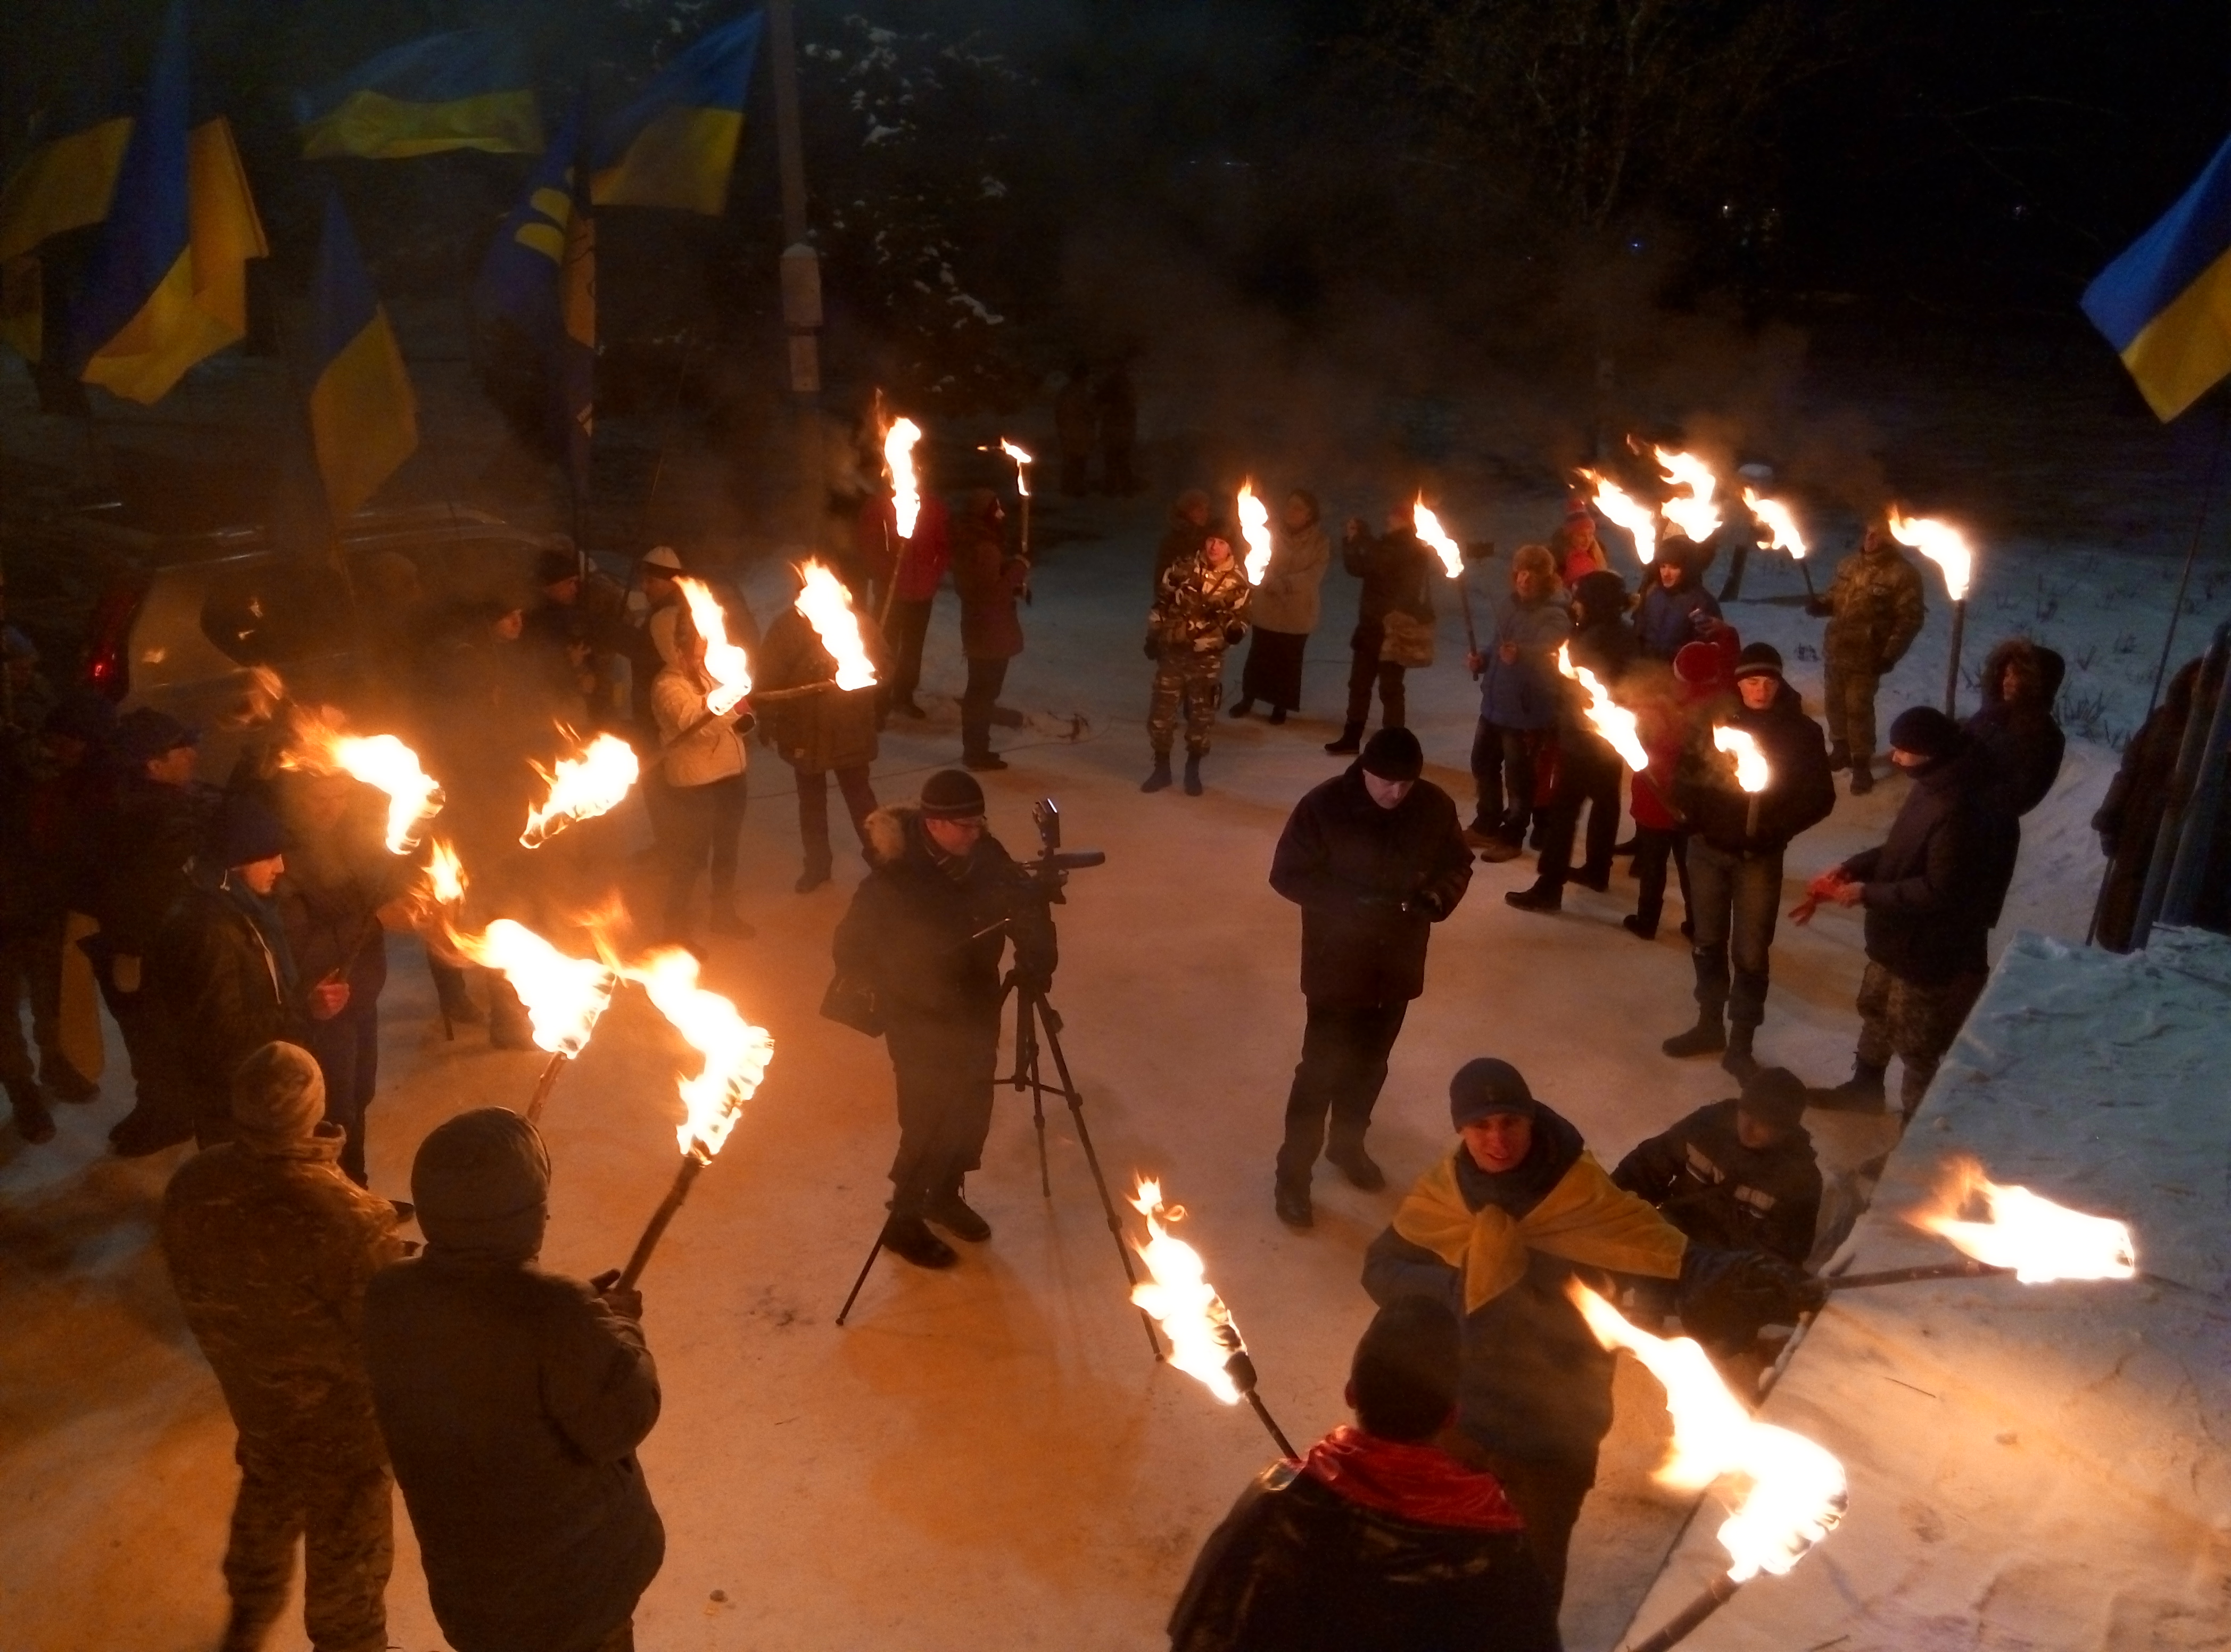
left=221, top=1433, right=392, bottom=1652
left=1821, top=656, right=1883, bottom=762
left=1147, top=648, right=1226, bottom=756
left=1854, top=961, right=1986, bottom=1119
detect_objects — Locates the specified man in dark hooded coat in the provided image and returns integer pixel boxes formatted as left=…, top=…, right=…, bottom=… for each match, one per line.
left=1964, top=636, right=2067, bottom=821
left=363, top=1109, right=664, bottom=1652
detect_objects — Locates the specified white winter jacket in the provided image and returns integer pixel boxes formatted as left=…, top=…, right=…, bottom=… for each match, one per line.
left=652, top=664, right=746, bottom=786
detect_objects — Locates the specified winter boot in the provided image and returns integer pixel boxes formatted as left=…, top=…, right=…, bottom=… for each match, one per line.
left=925, top=1181, right=992, bottom=1242
left=1183, top=753, right=1204, bottom=796
left=38, top=1058, right=98, bottom=1103
left=1505, top=878, right=1563, bottom=914
left=880, top=1213, right=958, bottom=1270
left=1227, top=697, right=1255, bottom=720
left=1268, top=707, right=1288, bottom=725
left=7, top=1079, right=54, bottom=1145
left=1812, top=1059, right=1888, bottom=1112
left=1622, top=913, right=1658, bottom=941
left=1721, top=1023, right=1761, bottom=1081
left=1274, top=1179, right=1315, bottom=1229
left=1661, top=1006, right=1727, bottom=1058
left=1324, top=722, right=1362, bottom=756
left=962, top=750, right=1009, bottom=772
left=1326, top=1142, right=1386, bottom=1192
left=1827, top=741, right=1852, bottom=773
left=1142, top=754, right=1174, bottom=793
left=1848, top=758, right=1874, bottom=797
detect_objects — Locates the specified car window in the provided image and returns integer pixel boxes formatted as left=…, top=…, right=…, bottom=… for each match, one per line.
left=199, top=559, right=356, bottom=666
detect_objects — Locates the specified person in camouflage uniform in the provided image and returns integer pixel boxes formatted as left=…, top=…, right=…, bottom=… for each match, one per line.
left=1809, top=522, right=1926, bottom=795
left=158, top=1041, right=403, bottom=1652
left=1144, top=534, right=1251, bottom=795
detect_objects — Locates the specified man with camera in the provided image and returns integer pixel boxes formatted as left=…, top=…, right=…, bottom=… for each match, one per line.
left=832, top=771, right=1058, bottom=1269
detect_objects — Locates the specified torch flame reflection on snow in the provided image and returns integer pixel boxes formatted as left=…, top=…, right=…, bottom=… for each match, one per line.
left=1743, top=489, right=1807, bottom=559
left=1129, top=1179, right=1250, bottom=1404
left=1581, top=469, right=1658, bottom=566
left=521, top=732, right=641, bottom=848
left=1569, top=1282, right=1847, bottom=1582
left=1557, top=644, right=1650, bottom=772
left=795, top=560, right=881, bottom=691
left=1233, top=480, right=1274, bottom=587
left=885, top=415, right=924, bottom=539
left=1886, top=508, right=1974, bottom=601
left=1655, top=446, right=1723, bottom=544
left=627, top=947, right=775, bottom=1162
left=1412, top=499, right=1465, bottom=580
left=281, top=706, right=444, bottom=855
left=448, top=918, right=617, bottom=1058
left=676, top=576, right=753, bottom=716
left=1911, top=1157, right=2136, bottom=1283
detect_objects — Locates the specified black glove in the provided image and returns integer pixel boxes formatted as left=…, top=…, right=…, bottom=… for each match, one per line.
left=1678, top=1246, right=1816, bottom=1356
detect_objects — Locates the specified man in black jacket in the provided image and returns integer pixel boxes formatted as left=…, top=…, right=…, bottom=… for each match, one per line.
left=1326, top=514, right=1437, bottom=755
left=1508, top=569, right=1636, bottom=912
left=365, top=1109, right=662, bottom=1652
left=1611, top=1066, right=1822, bottom=1268
left=1964, top=637, right=2067, bottom=822
left=1270, top=728, right=1472, bottom=1226
left=1804, top=706, right=2017, bottom=1119
left=831, top=770, right=1057, bottom=1269
left=1662, top=643, right=1836, bottom=1080
left=1168, top=1298, right=1560, bottom=1652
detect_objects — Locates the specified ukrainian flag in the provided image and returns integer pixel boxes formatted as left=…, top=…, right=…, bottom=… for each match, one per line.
left=68, top=0, right=267, bottom=405
left=308, top=194, right=417, bottom=519
left=2083, top=133, right=2231, bottom=422
left=297, top=30, right=541, bottom=161
left=0, top=76, right=135, bottom=360
left=474, top=108, right=583, bottom=332
left=590, top=12, right=762, bottom=215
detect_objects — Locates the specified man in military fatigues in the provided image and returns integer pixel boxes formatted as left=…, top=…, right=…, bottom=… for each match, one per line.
left=1612, top=1066, right=1822, bottom=1268
left=1811, top=522, right=1926, bottom=795
left=1144, top=533, right=1251, bottom=796
left=159, top=1042, right=402, bottom=1652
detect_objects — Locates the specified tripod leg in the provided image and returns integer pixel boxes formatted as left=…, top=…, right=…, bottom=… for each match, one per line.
left=835, top=1237, right=885, bottom=1326
left=1021, top=996, right=1051, bottom=1197
left=1034, top=992, right=1162, bottom=1361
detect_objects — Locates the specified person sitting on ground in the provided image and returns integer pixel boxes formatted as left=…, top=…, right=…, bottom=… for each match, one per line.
left=1167, top=1297, right=1560, bottom=1652
left=1611, top=1066, right=1822, bottom=1268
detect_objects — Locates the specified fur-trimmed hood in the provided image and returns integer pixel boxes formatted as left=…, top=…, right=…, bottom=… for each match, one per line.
left=863, top=802, right=921, bottom=868
left=1978, top=636, right=2067, bottom=710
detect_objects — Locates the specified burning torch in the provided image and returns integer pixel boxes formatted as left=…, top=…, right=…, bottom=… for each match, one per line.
left=1653, top=446, right=1723, bottom=546
left=1412, top=499, right=1478, bottom=674
left=648, top=577, right=756, bottom=763
left=1129, top=1179, right=1299, bottom=1459
left=1570, top=1282, right=1847, bottom=1652
left=982, top=437, right=1034, bottom=564
left=1713, top=725, right=1770, bottom=839
left=1236, top=480, right=1273, bottom=588
left=1823, top=1155, right=2136, bottom=1292
left=280, top=707, right=445, bottom=854
left=611, top=947, right=775, bottom=1290
left=795, top=559, right=882, bottom=690
left=520, top=732, right=641, bottom=848
left=448, top=918, right=619, bottom=1121
left=880, top=415, right=924, bottom=626
left=1580, top=469, right=1658, bottom=567
left=1887, top=508, right=1976, bottom=717
left=1743, top=488, right=1814, bottom=601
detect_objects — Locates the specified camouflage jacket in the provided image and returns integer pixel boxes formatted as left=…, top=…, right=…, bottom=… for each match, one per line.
left=160, top=1127, right=403, bottom=1442
left=1823, top=545, right=1927, bottom=671
left=1152, top=553, right=1252, bottom=654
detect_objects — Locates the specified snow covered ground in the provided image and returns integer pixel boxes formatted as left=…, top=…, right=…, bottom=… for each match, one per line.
left=0, top=473, right=2220, bottom=1651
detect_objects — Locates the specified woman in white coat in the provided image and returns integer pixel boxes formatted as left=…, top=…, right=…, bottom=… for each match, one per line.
left=1230, top=489, right=1331, bottom=725
left=652, top=600, right=754, bottom=942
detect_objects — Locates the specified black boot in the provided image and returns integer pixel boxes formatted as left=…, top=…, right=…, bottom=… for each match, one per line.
left=1721, top=1023, right=1761, bottom=1081
left=1142, top=754, right=1174, bottom=793
left=880, top=1213, right=958, bottom=1269
left=1183, top=753, right=1204, bottom=796
left=1326, top=1142, right=1386, bottom=1192
left=1324, top=722, right=1362, bottom=755
left=1622, top=913, right=1658, bottom=940
left=7, top=1079, right=54, bottom=1145
left=1661, top=1006, right=1726, bottom=1058
left=1274, top=1179, right=1315, bottom=1229
left=1848, top=760, right=1874, bottom=797
left=1505, top=878, right=1563, bottom=913
left=1812, top=1059, right=1888, bottom=1112
left=1227, top=697, right=1255, bottom=720
left=1827, top=741, right=1852, bottom=773
left=925, top=1181, right=992, bottom=1242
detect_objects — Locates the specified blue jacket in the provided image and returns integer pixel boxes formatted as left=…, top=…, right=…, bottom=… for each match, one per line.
left=1635, top=578, right=1721, bottom=660
left=1477, top=597, right=1572, bottom=730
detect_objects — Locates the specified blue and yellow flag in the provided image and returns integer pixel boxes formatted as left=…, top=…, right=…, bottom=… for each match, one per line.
left=474, top=108, right=583, bottom=332
left=297, top=30, right=541, bottom=161
left=2083, top=133, right=2231, bottom=423
left=0, top=73, right=135, bottom=360
left=590, top=13, right=761, bottom=214
left=68, top=0, right=267, bottom=405
left=308, top=194, right=417, bottom=519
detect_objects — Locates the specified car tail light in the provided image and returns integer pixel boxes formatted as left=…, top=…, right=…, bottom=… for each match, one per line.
left=82, top=576, right=145, bottom=701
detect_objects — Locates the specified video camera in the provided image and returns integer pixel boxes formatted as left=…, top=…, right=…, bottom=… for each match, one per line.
left=1014, top=797, right=1105, bottom=905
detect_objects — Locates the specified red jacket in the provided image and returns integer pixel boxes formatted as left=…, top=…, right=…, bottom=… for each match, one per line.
left=951, top=508, right=1025, bottom=659
left=1632, top=633, right=1741, bottom=830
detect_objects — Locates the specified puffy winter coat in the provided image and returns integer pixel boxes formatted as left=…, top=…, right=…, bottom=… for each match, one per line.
left=832, top=805, right=1057, bottom=1025
left=1634, top=556, right=1723, bottom=661
left=1249, top=521, right=1331, bottom=635
left=652, top=663, right=747, bottom=788
left=1673, top=679, right=1837, bottom=857
left=1839, top=738, right=2014, bottom=981
left=1478, top=596, right=1574, bottom=730
left=1152, top=551, right=1252, bottom=655
left=155, top=881, right=305, bottom=1126
left=1346, top=529, right=1437, bottom=632
left=753, top=607, right=884, bottom=774
left=160, top=1126, right=401, bottom=1446
left=1169, top=1443, right=1559, bottom=1652
left=1964, top=638, right=2067, bottom=818
left=1612, top=1099, right=1822, bottom=1268
left=952, top=508, right=1027, bottom=659
left=1823, top=542, right=1926, bottom=672
left=1270, top=766, right=1472, bottom=1007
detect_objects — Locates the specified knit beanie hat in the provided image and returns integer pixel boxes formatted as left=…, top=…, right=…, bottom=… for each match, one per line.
left=1737, top=1066, right=1808, bottom=1132
left=1351, top=1298, right=1464, bottom=1442
left=1732, top=642, right=1784, bottom=682
left=919, top=769, right=988, bottom=820
left=1450, top=1058, right=1538, bottom=1127
left=211, top=794, right=286, bottom=868
left=230, top=1042, right=326, bottom=1154
left=1360, top=726, right=1424, bottom=783
left=1573, top=569, right=1628, bottom=618
left=1888, top=706, right=1962, bottom=760
left=412, top=1108, right=551, bottom=1260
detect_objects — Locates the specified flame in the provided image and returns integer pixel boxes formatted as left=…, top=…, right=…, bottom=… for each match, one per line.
left=521, top=732, right=641, bottom=848
left=1556, top=644, right=1650, bottom=772
left=627, top=947, right=775, bottom=1162
left=1570, top=1282, right=1847, bottom=1582
left=884, top=415, right=924, bottom=539
left=1886, top=508, right=1974, bottom=601
left=224, top=665, right=287, bottom=729
left=1129, top=1178, right=1248, bottom=1404
left=795, top=560, right=881, bottom=690
left=281, top=706, right=444, bottom=854
left=1655, top=445, right=1723, bottom=544
left=1713, top=725, right=1771, bottom=794
left=1236, top=481, right=1274, bottom=586
left=1743, top=488, right=1807, bottom=560
left=448, top=918, right=617, bottom=1057
left=1910, top=1157, right=2136, bottom=1283
left=1580, top=470, right=1658, bottom=565
left=1412, top=499, right=1465, bottom=580
left=425, top=839, right=466, bottom=907
left=676, top=576, right=753, bottom=715
left=998, top=438, right=1033, bottom=497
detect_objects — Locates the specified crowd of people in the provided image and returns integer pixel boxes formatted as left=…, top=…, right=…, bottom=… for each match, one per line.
left=0, top=453, right=2146, bottom=1651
